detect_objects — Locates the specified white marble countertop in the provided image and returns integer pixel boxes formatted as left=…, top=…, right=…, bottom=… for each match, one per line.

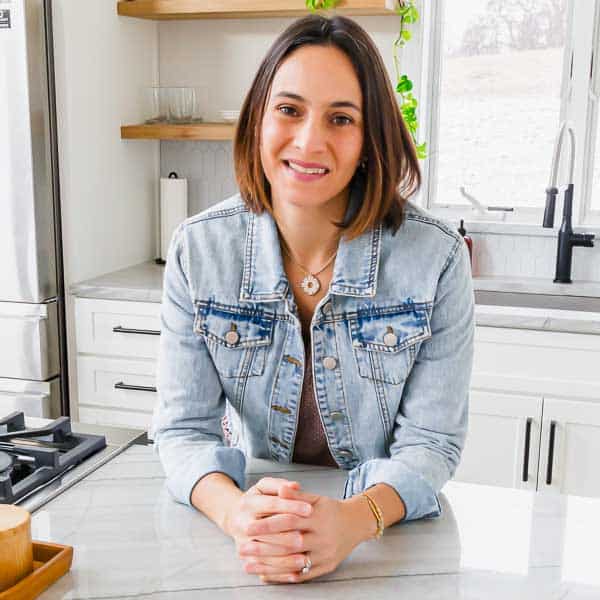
left=69, top=260, right=600, bottom=334
left=32, top=444, right=598, bottom=599
left=70, top=260, right=165, bottom=303
left=474, top=276, right=600, bottom=297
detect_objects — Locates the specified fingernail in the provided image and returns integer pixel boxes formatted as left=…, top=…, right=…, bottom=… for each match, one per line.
left=302, top=504, right=311, bottom=515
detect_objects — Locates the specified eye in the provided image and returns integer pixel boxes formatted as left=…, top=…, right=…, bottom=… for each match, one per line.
left=277, top=105, right=298, bottom=116
left=332, top=115, right=353, bottom=126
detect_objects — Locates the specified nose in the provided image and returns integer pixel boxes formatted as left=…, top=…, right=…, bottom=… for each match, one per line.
left=293, top=114, right=328, bottom=154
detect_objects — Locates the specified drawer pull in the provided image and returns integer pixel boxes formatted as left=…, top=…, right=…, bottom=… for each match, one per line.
left=522, top=417, right=532, bottom=482
left=114, top=381, right=157, bottom=393
left=546, top=420, right=557, bottom=485
left=113, top=325, right=160, bottom=336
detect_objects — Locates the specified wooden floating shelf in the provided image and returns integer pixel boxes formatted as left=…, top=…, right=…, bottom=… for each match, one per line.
left=121, top=122, right=236, bottom=140
left=117, top=1, right=398, bottom=20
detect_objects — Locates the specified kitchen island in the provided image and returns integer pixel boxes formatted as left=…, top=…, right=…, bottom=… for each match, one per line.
left=33, top=444, right=599, bottom=599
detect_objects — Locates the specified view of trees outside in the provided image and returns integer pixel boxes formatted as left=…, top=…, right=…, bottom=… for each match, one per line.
left=435, top=0, right=567, bottom=214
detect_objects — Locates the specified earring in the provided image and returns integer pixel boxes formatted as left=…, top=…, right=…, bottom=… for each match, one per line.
left=358, top=157, right=368, bottom=170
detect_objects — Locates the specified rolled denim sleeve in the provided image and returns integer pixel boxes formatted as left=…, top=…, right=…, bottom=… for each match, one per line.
left=151, top=223, right=246, bottom=506
left=343, top=239, right=474, bottom=521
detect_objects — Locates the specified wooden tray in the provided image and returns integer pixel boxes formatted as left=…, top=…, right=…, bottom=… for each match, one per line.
left=0, top=541, right=73, bottom=600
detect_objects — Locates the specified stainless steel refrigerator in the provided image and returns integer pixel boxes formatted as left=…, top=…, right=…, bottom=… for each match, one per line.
left=0, top=0, right=68, bottom=417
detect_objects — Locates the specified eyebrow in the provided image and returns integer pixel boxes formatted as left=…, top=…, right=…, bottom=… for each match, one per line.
left=273, top=91, right=361, bottom=113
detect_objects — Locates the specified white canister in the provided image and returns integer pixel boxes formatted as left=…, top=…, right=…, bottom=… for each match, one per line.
left=159, top=172, right=188, bottom=262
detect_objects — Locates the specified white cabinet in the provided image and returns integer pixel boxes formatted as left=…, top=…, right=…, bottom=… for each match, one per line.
left=539, top=398, right=600, bottom=498
left=454, top=390, right=541, bottom=491
left=75, top=298, right=160, bottom=358
left=454, top=326, right=600, bottom=499
left=74, top=297, right=161, bottom=431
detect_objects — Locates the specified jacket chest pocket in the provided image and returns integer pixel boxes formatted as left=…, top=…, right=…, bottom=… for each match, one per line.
left=349, top=305, right=431, bottom=385
left=194, top=301, right=274, bottom=379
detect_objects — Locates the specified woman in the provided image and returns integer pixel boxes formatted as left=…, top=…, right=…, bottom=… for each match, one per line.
left=153, top=14, right=474, bottom=584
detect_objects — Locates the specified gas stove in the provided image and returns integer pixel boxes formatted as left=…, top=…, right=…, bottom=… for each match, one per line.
left=0, top=412, right=147, bottom=512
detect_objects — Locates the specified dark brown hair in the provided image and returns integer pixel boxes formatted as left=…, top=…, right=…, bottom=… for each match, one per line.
left=233, top=14, right=421, bottom=239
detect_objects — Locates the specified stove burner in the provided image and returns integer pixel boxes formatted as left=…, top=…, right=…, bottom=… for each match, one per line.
left=0, top=451, right=12, bottom=474
left=0, top=412, right=106, bottom=504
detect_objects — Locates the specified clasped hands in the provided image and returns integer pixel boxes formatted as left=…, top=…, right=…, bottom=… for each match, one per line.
left=224, top=477, right=363, bottom=584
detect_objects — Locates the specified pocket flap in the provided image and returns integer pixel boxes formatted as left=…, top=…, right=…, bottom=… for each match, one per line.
left=194, top=301, right=274, bottom=348
left=349, top=304, right=431, bottom=353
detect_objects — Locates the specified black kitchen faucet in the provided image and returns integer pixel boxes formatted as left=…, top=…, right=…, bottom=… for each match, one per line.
left=543, top=122, right=595, bottom=283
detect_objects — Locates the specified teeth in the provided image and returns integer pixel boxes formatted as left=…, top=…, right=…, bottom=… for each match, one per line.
left=287, top=161, right=328, bottom=174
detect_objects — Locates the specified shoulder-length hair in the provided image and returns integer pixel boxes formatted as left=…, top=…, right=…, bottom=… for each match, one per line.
left=233, top=14, right=421, bottom=240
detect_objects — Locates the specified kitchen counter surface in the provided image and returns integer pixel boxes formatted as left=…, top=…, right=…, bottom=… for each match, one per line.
left=70, top=260, right=600, bottom=335
left=33, top=444, right=598, bottom=599
left=70, top=260, right=164, bottom=303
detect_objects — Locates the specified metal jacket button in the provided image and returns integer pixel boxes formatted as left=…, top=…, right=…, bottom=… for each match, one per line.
left=383, top=331, right=398, bottom=346
left=321, top=302, right=333, bottom=315
left=323, top=356, right=337, bottom=370
left=225, top=330, right=240, bottom=345
left=338, top=449, right=353, bottom=457
left=330, top=411, right=345, bottom=420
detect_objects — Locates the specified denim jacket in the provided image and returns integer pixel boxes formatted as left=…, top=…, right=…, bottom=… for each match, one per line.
left=151, top=192, right=475, bottom=521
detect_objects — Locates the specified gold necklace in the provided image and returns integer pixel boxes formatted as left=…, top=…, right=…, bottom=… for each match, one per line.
left=279, top=237, right=338, bottom=296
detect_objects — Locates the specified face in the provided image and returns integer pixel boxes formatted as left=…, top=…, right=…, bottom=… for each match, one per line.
left=259, top=44, right=364, bottom=212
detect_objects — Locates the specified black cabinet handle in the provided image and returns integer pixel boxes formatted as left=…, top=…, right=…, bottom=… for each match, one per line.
left=112, top=325, right=160, bottom=336
left=546, top=420, right=557, bottom=485
left=114, top=381, right=157, bottom=393
left=522, top=417, right=532, bottom=482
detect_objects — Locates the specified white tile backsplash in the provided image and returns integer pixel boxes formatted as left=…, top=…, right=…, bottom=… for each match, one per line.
left=161, top=141, right=238, bottom=215
left=471, top=231, right=600, bottom=281
left=161, top=141, right=600, bottom=283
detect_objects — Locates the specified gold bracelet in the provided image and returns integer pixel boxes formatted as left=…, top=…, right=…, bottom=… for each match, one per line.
left=361, top=490, right=384, bottom=539
left=362, top=492, right=384, bottom=539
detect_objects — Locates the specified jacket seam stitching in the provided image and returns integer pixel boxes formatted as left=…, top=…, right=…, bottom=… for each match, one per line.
left=404, top=213, right=461, bottom=242
left=439, top=239, right=462, bottom=277
left=185, top=204, right=247, bottom=225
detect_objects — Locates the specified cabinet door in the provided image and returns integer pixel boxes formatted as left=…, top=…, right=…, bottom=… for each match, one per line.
left=539, top=398, right=600, bottom=498
left=75, top=298, right=161, bottom=359
left=453, top=390, right=542, bottom=490
left=77, top=355, right=157, bottom=431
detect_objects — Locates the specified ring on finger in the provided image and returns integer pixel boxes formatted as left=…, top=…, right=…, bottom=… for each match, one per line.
left=300, top=553, right=312, bottom=575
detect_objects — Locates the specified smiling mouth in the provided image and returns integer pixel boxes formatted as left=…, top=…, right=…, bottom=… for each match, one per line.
left=283, top=160, right=330, bottom=175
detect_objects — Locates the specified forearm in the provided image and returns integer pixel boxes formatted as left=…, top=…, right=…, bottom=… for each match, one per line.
left=190, top=472, right=243, bottom=536
left=343, top=483, right=406, bottom=543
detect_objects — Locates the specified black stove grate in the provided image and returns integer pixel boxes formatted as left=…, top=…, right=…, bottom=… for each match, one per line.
left=0, top=412, right=107, bottom=504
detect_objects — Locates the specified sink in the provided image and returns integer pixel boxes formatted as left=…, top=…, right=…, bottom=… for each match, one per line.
left=474, top=290, right=600, bottom=313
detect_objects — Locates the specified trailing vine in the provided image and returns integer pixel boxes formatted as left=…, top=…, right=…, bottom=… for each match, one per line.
left=306, top=0, right=426, bottom=159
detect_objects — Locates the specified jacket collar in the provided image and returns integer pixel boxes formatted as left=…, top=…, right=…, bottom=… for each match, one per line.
left=239, top=204, right=382, bottom=303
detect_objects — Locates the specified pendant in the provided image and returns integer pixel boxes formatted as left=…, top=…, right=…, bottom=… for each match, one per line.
left=300, top=274, right=320, bottom=295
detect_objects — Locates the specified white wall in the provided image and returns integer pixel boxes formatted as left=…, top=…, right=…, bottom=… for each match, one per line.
left=52, top=0, right=159, bottom=414
left=158, top=15, right=409, bottom=120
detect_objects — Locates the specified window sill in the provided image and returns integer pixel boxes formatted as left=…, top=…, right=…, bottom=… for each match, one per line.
left=448, top=219, right=600, bottom=237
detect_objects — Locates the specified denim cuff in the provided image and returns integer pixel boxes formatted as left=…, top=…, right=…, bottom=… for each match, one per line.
left=343, top=457, right=442, bottom=521
left=162, top=445, right=247, bottom=507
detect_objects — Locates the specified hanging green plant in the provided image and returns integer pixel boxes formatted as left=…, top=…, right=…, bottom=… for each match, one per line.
left=305, top=0, right=426, bottom=159
left=306, top=0, right=339, bottom=8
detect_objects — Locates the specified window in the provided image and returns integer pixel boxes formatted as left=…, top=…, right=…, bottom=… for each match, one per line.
left=586, top=2, right=600, bottom=220
left=423, top=0, right=599, bottom=227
